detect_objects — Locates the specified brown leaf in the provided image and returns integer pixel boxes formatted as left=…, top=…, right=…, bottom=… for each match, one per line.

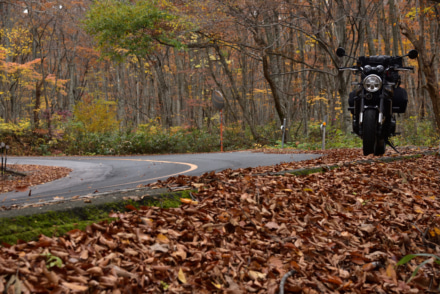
left=268, top=256, right=285, bottom=275
left=359, top=224, right=375, bottom=233
left=14, top=185, right=29, bottom=192
left=62, top=282, right=88, bottom=291
left=141, top=217, right=154, bottom=226
left=156, top=233, right=170, bottom=244
left=171, top=245, right=187, bottom=260
left=264, top=221, right=280, bottom=230
left=323, top=275, right=343, bottom=285
left=178, top=268, right=187, bottom=284
left=248, top=270, right=266, bottom=280
left=79, top=249, right=88, bottom=260
left=150, top=243, right=169, bottom=253
left=99, top=236, right=117, bottom=249
left=43, top=266, right=60, bottom=285
left=99, top=275, right=118, bottom=288
left=386, top=263, right=397, bottom=284
left=125, top=204, right=138, bottom=211
left=87, top=266, right=104, bottom=276
left=180, top=198, right=192, bottom=204
left=224, top=275, right=243, bottom=294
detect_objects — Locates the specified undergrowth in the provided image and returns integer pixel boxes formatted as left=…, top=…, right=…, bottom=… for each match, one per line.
left=1, top=117, right=438, bottom=155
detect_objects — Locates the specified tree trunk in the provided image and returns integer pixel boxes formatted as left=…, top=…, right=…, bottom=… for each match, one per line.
left=150, top=54, right=172, bottom=128
left=214, top=45, right=261, bottom=141
left=334, top=0, right=351, bottom=133
left=67, top=32, right=78, bottom=111
left=400, top=22, right=440, bottom=130
left=297, top=32, right=308, bottom=136
left=361, top=0, right=376, bottom=56
left=174, top=48, right=184, bottom=126
left=262, top=53, right=286, bottom=124
left=389, top=0, right=400, bottom=55
left=34, top=80, right=44, bottom=130
left=379, top=2, right=391, bottom=56
left=204, top=47, right=238, bottom=123
left=116, top=63, right=125, bottom=130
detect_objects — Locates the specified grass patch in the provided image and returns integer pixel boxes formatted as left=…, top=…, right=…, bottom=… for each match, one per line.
left=0, top=191, right=191, bottom=245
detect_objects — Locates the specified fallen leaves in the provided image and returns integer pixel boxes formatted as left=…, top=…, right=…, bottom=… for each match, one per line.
left=0, top=149, right=438, bottom=292
left=178, top=268, right=187, bottom=284
left=1, top=165, right=72, bottom=194
left=14, top=185, right=29, bottom=192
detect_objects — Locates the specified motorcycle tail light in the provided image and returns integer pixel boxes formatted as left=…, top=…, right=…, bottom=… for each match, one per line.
left=363, top=74, right=382, bottom=93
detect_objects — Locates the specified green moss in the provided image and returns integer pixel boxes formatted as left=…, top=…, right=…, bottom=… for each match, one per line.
left=288, top=165, right=338, bottom=176
left=0, top=190, right=193, bottom=245
left=0, top=219, right=104, bottom=245
left=289, top=167, right=324, bottom=176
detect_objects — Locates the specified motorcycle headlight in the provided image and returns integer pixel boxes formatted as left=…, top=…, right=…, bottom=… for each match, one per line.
left=363, top=74, right=382, bottom=93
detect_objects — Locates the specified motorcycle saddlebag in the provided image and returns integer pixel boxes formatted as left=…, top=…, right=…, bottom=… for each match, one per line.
left=393, top=87, right=408, bottom=113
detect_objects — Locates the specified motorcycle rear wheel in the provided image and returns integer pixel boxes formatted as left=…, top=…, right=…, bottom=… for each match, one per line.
left=362, top=109, right=386, bottom=156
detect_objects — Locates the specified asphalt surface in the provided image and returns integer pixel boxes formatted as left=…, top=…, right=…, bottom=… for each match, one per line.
left=1, top=151, right=320, bottom=210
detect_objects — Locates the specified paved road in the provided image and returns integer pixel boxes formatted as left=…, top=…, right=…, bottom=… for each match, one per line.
left=2, top=151, right=320, bottom=207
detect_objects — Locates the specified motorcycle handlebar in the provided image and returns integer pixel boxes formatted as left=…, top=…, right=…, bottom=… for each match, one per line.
left=393, top=66, right=414, bottom=72
left=338, top=67, right=359, bottom=71
left=338, top=66, right=414, bottom=72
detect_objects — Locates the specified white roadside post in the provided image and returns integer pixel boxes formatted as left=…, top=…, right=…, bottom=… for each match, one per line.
left=281, top=118, right=287, bottom=149
left=320, top=120, right=327, bottom=150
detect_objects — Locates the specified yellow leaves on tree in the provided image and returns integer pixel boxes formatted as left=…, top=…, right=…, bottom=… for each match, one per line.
left=73, top=97, right=119, bottom=133
left=0, top=27, right=32, bottom=58
left=0, top=28, right=41, bottom=90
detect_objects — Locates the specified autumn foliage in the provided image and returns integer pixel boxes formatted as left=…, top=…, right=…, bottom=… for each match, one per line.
left=73, top=96, right=119, bottom=134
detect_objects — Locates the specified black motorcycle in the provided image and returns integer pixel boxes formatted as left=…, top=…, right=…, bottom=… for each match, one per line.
left=336, top=47, right=418, bottom=156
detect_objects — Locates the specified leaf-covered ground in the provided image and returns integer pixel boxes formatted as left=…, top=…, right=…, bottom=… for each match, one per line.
left=0, top=148, right=439, bottom=293
left=0, top=165, right=72, bottom=194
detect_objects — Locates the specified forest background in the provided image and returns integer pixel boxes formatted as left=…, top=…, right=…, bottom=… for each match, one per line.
left=0, top=0, right=439, bottom=156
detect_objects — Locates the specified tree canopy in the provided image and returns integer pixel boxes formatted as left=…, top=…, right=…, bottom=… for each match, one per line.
left=83, top=0, right=186, bottom=59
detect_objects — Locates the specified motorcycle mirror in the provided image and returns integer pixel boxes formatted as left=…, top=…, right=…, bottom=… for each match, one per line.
left=407, top=49, right=418, bottom=59
left=336, top=47, right=346, bottom=57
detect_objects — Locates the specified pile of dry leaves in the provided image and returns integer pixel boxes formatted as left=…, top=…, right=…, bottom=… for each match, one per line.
left=0, top=148, right=439, bottom=293
left=0, top=165, right=71, bottom=194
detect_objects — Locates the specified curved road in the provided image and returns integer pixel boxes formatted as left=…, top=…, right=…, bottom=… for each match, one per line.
left=2, top=151, right=320, bottom=207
